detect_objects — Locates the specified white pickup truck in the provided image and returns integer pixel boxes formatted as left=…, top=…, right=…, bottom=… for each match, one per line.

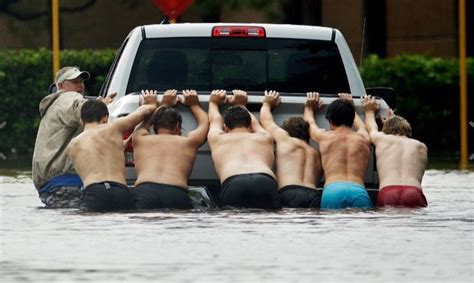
left=98, top=23, right=393, bottom=206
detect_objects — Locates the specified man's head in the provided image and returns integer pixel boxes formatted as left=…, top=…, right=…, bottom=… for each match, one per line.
left=81, top=100, right=109, bottom=124
left=382, top=115, right=412, bottom=137
left=325, top=99, right=355, bottom=128
left=55, top=66, right=90, bottom=95
left=281, top=117, right=310, bottom=142
left=223, top=105, right=251, bottom=131
left=152, top=107, right=182, bottom=135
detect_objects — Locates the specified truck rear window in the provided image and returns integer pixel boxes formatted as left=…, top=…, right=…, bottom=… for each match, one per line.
left=127, top=37, right=350, bottom=94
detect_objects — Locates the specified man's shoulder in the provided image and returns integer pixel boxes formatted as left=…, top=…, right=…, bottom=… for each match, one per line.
left=275, top=136, right=297, bottom=150
left=407, top=137, right=427, bottom=150
left=283, top=136, right=309, bottom=148
left=375, top=135, right=426, bottom=150
left=250, top=130, right=274, bottom=142
left=101, top=123, right=125, bottom=137
left=67, top=133, right=83, bottom=151
left=58, top=90, right=84, bottom=100
left=378, top=134, right=415, bottom=144
left=327, top=129, right=362, bottom=139
left=136, top=133, right=187, bottom=143
left=215, top=131, right=266, bottom=142
left=368, top=131, right=391, bottom=143
left=341, top=131, right=371, bottom=148
left=51, top=91, right=84, bottom=108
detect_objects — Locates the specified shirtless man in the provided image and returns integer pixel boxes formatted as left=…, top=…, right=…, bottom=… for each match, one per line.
left=131, top=89, right=209, bottom=209
left=363, top=95, right=428, bottom=207
left=208, top=89, right=281, bottom=209
left=304, top=92, right=372, bottom=209
left=66, top=95, right=156, bottom=211
left=260, top=90, right=323, bottom=208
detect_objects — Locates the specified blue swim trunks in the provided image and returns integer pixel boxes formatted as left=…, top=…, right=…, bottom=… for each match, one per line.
left=321, top=182, right=373, bottom=209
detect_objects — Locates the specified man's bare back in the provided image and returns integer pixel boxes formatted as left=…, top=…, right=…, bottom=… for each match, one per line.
left=304, top=92, right=370, bottom=186
left=304, top=92, right=372, bottom=209
left=317, top=129, right=370, bottom=186
left=260, top=90, right=322, bottom=189
left=133, top=89, right=209, bottom=189
left=208, top=89, right=280, bottom=209
left=363, top=95, right=428, bottom=207
left=275, top=139, right=321, bottom=188
left=67, top=103, right=156, bottom=187
left=134, top=135, right=199, bottom=188
left=68, top=124, right=128, bottom=187
left=363, top=95, right=427, bottom=188
left=210, top=131, right=275, bottom=182
left=66, top=98, right=156, bottom=211
left=373, top=135, right=427, bottom=188
left=208, top=90, right=275, bottom=183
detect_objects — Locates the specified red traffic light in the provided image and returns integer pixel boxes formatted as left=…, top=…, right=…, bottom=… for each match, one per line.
left=152, top=0, right=193, bottom=21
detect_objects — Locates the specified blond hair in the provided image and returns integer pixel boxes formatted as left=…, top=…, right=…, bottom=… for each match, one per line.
left=382, top=115, right=412, bottom=137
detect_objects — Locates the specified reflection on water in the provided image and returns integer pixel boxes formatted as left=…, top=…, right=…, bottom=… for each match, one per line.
left=1, top=170, right=473, bottom=282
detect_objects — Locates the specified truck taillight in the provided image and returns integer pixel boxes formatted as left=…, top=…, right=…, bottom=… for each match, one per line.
left=212, top=26, right=266, bottom=37
left=123, top=130, right=134, bottom=167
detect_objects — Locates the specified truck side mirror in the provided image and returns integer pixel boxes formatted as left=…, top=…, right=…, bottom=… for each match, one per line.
left=366, top=87, right=396, bottom=109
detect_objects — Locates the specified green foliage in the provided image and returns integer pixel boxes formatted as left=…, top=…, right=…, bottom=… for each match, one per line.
left=0, top=48, right=116, bottom=156
left=361, top=54, right=474, bottom=151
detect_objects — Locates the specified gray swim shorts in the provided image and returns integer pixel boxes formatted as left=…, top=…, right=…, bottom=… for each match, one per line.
left=39, top=186, right=82, bottom=208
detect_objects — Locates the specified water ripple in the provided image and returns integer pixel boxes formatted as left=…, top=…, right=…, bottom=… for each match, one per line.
left=1, top=170, right=473, bottom=282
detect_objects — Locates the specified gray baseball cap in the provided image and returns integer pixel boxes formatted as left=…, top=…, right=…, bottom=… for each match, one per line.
left=55, top=66, right=90, bottom=85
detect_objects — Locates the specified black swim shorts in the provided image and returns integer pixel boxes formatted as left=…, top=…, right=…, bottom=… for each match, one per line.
left=80, top=181, right=132, bottom=212
left=132, top=182, right=193, bottom=210
left=279, top=185, right=322, bottom=208
left=220, top=173, right=281, bottom=209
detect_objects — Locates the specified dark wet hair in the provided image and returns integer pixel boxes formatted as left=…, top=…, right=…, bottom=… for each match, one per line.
left=281, top=117, right=310, bottom=142
left=325, top=99, right=355, bottom=127
left=81, top=100, right=108, bottom=123
left=152, top=107, right=182, bottom=133
left=223, top=106, right=251, bottom=130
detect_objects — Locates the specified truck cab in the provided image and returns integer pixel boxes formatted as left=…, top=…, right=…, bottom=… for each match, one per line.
left=99, top=23, right=391, bottom=205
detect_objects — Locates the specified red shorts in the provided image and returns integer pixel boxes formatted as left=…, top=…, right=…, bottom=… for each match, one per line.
left=377, top=185, right=428, bottom=208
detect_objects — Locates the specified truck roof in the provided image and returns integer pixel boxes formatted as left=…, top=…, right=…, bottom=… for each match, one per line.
left=138, top=23, right=335, bottom=41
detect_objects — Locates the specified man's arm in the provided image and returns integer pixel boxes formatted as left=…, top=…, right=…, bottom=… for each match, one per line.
left=132, top=117, right=152, bottom=138
left=132, top=90, right=159, bottom=139
left=362, top=94, right=384, bottom=143
left=248, top=108, right=270, bottom=136
left=180, top=89, right=209, bottom=147
left=304, top=92, right=325, bottom=142
left=114, top=104, right=157, bottom=134
left=338, top=93, right=370, bottom=140
left=99, top=92, right=118, bottom=105
left=207, top=89, right=227, bottom=140
left=114, top=90, right=157, bottom=133
left=260, top=90, right=289, bottom=141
